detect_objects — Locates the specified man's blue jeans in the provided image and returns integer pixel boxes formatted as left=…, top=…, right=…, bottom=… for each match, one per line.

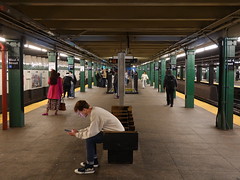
left=86, top=131, right=104, bottom=164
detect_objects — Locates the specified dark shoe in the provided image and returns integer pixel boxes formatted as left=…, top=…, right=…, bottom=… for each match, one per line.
left=170, top=104, right=173, bottom=107
left=42, top=113, right=48, bottom=116
left=80, top=159, right=99, bottom=168
left=74, top=164, right=95, bottom=174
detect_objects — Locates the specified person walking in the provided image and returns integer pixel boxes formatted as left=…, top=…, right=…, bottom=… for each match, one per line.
left=42, top=70, right=63, bottom=115
left=163, top=69, right=177, bottom=107
left=141, top=71, right=149, bottom=88
left=67, top=100, right=125, bottom=175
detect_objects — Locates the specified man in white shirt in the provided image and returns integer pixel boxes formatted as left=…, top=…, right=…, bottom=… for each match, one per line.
left=67, top=100, right=125, bottom=175
left=141, top=71, right=149, bottom=88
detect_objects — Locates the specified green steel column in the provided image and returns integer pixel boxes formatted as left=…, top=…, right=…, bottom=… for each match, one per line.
left=160, top=59, right=166, bottom=92
left=150, top=62, right=154, bottom=86
left=185, top=50, right=195, bottom=108
left=67, top=56, right=74, bottom=72
left=170, top=55, right=177, bottom=97
left=80, top=59, right=85, bottom=92
left=146, top=64, right=150, bottom=84
left=216, top=66, right=219, bottom=83
left=154, top=61, right=159, bottom=89
left=216, top=38, right=237, bottom=130
left=93, top=63, right=97, bottom=86
left=8, top=41, right=24, bottom=127
left=88, top=61, right=92, bottom=88
left=67, top=56, right=75, bottom=96
left=47, top=51, right=58, bottom=71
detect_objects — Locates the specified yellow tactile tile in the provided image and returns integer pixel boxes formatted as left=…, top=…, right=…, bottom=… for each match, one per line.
left=176, top=91, right=240, bottom=126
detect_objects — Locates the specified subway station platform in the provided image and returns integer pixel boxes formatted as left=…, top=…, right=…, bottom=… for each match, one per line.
left=1, top=85, right=240, bottom=180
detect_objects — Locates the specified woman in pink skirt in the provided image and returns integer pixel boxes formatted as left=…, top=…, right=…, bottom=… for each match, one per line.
left=42, top=70, right=63, bottom=115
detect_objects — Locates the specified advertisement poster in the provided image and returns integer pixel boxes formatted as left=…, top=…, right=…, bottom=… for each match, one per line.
left=32, top=71, right=42, bottom=88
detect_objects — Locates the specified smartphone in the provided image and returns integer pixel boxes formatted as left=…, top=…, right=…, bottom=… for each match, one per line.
left=64, top=129, right=71, bottom=132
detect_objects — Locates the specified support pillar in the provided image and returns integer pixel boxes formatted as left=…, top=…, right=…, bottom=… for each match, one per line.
left=170, top=55, right=177, bottom=97
left=185, top=50, right=195, bottom=108
left=8, top=40, right=24, bottom=127
left=88, top=61, right=92, bottom=88
left=93, top=63, right=97, bottom=86
left=154, top=61, right=159, bottom=89
left=150, top=62, right=154, bottom=86
left=47, top=51, right=58, bottom=71
left=118, top=52, right=125, bottom=106
left=1, top=43, right=8, bottom=130
left=160, top=59, right=166, bottom=92
left=216, top=38, right=237, bottom=130
left=67, top=56, right=75, bottom=96
left=80, top=59, right=85, bottom=92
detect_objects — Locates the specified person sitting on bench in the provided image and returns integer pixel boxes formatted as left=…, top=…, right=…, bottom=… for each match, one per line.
left=67, top=100, right=125, bottom=175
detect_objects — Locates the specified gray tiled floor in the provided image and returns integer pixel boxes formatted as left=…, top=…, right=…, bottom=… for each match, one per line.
left=1, top=85, right=240, bottom=180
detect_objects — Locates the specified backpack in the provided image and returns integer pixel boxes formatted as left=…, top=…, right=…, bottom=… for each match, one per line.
left=63, top=76, right=72, bottom=86
left=167, top=76, right=175, bottom=89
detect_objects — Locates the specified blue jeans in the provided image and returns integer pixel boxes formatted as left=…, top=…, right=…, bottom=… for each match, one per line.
left=86, top=131, right=103, bottom=164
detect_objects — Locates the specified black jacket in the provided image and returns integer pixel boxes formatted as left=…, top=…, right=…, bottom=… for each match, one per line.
left=163, top=75, right=177, bottom=90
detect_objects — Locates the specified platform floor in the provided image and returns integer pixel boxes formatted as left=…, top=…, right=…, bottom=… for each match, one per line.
left=1, top=85, right=240, bottom=180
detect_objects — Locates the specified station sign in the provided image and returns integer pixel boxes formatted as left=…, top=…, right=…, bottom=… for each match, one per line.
left=8, top=57, right=20, bottom=69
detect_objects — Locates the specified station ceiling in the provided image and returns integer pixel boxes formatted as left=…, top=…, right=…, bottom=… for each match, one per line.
left=1, top=0, right=240, bottom=64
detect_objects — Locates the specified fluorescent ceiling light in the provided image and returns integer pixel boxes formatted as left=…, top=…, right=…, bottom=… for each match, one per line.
left=59, top=53, right=68, bottom=57
left=24, top=44, right=48, bottom=53
left=0, top=37, right=6, bottom=42
left=238, top=37, right=240, bottom=42
left=204, top=44, right=218, bottom=51
left=176, top=53, right=185, bottom=58
left=195, top=48, right=204, bottom=53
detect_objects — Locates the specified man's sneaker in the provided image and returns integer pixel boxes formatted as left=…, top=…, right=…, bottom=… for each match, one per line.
left=74, top=164, right=95, bottom=175
left=80, top=159, right=99, bottom=168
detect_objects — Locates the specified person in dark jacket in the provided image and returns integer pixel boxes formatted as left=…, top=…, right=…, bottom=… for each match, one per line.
left=63, top=72, right=73, bottom=98
left=163, top=69, right=177, bottom=107
left=113, top=69, right=119, bottom=98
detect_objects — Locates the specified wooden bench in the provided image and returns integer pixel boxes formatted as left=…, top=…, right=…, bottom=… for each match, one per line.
left=103, top=131, right=138, bottom=164
left=111, top=106, right=135, bottom=131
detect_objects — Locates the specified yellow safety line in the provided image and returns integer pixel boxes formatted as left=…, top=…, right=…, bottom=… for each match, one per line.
left=176, top=91, right=240, bottom=126
left=0, top=87, right=81, bottom=124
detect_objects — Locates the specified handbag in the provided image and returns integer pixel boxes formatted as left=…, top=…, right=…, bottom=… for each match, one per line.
left=59, top=98, right=66, bottom=111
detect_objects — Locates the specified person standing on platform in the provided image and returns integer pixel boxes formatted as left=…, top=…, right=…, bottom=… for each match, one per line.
left=69, top=71, right=77, bottom=98
left=163, top=69, right=177, bottom=107
left=113, top=69, right=119, bottom=98
left=67, top=100, right=124, bottom=175
left=141, top=71, right=149, bottom=88
left=63, top=72, right=72, bottom=98
left=42, top=70, right=63, bottom=116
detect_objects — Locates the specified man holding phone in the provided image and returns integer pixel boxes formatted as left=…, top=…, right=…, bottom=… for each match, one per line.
left=67, top=100, right=125, bottom=175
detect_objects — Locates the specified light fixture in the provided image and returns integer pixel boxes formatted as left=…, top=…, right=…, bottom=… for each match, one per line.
left=0, top=37, right=6, bottom=42
left=24, top=44, right=47, bottom=52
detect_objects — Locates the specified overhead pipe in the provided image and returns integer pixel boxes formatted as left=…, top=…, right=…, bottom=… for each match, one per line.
left=0, top=43, right=8, bottom=130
